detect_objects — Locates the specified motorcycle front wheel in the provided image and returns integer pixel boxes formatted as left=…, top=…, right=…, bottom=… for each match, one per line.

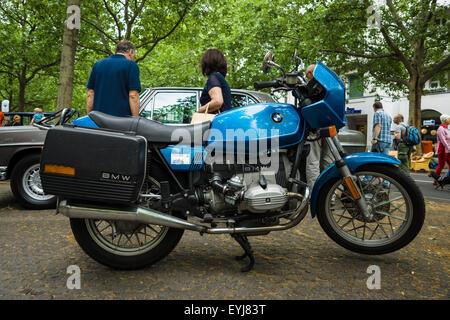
left=316, top=164, right=425, bottom=255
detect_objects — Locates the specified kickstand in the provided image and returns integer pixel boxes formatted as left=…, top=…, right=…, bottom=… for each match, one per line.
left=231, top=234, right=255, bottom=272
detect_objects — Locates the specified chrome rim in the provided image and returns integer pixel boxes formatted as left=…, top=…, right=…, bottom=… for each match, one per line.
left=85, top=219, right=169, bottom=256
left=325, top=170, right=413, bottom=247
left=22, top=164, right=55, bottom=201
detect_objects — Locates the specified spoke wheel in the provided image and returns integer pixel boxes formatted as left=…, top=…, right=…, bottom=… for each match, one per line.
left=69, top=175, right=184, bottom=270
left=317, top=164, right=425, bottom=255
left=85, top=219, right=169, bottom=256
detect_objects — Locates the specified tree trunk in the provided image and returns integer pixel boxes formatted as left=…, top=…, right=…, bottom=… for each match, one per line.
left=18, top=80, right=26, bottom=112
left=56, top=0, right=81, bottom=111
left=408, top=75, right=423, bottom=155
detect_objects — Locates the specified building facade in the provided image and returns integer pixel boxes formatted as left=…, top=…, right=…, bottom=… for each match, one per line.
left=345, top=75, right=449, bottom=150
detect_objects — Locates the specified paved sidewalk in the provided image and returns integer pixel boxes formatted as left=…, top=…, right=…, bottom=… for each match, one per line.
left=0, top=181, right=448, bottom=300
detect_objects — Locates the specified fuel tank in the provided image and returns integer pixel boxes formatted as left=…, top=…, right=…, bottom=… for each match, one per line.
left=207, top=103, right=305, bottom=153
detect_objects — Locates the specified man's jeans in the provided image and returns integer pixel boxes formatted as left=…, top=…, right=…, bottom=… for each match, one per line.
left=366, top=141, right=392, bottom=187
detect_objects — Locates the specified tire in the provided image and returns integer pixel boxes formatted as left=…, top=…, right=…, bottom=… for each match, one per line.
left=10, top=153, right=56, bottom=210
left=70, top=216, right=185, bottom=270
left=316, top=164, right=425, bottom=255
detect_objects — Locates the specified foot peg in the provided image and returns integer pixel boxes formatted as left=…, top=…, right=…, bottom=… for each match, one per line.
left=231, top=234, right=255, bottom=272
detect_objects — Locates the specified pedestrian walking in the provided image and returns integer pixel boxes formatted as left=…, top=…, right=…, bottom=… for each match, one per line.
left=371, top=101, right=392, bottom=155
left=393, top=114, right=412, bottom=175
left=86, top=40, right=141, bottom=117
left=0, top=110, right=4, bottom=127
left=435, top=114, right=450, bottom=177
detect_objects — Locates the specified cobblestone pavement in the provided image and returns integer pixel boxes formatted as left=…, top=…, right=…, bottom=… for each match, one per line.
left=0, top=181, right=448, bottom=300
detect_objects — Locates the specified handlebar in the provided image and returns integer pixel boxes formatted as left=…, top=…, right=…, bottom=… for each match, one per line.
left=253, top=80, right=282, bottom=90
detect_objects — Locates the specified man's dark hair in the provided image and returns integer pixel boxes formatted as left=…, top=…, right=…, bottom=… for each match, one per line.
left=373, top=101, right=383, bottom=109
left=116, top=40, right=136, bottom=54
left=201, top=49, right=227, bottom=77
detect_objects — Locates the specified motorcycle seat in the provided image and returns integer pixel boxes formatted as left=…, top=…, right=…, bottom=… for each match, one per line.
left=88, top=111, right=211, bottom=145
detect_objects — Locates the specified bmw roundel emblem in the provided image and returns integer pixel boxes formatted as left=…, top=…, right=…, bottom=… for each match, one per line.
left=271, top=112, right=283, bottom=123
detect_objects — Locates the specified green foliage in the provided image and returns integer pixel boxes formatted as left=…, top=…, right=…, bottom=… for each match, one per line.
left=0, top=0, right=448, bottom=115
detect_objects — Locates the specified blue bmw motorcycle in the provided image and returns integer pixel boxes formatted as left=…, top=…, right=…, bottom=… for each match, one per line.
left=38, top=52, right=425, bottom=272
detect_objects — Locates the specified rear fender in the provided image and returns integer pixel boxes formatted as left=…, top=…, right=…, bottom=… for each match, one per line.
left=310, top=152, right=400, bottom=218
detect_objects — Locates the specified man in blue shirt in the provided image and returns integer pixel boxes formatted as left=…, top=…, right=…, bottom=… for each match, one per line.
left=371, top=101, right=392, bottom=155
left=86, top=40, right=141, bottom=117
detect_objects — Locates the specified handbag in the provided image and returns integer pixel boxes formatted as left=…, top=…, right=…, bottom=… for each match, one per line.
left=190, top=104, right=218, bottom=124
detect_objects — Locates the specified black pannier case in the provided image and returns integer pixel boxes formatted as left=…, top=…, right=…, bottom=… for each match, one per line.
left=40, top=125, right=147, bottom=204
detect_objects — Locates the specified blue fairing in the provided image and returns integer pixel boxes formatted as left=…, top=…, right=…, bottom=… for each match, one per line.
left=310, top=152, right=401, bottom=218
left=72, top=115, right=99, bottom=128
left=301, top=62, right=347, bottom=129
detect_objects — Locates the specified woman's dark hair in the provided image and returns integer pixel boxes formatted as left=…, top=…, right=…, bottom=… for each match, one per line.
left=200, top=49, right=227, bottom=77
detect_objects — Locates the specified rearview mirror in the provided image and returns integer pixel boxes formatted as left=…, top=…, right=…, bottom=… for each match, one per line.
left=262, top=51, right=274, bottom=74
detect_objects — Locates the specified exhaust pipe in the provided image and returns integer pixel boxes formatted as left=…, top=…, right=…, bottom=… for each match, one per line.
left=58, top=185, right=310, bottom=235
left=58, top=200, right=207, bottom=233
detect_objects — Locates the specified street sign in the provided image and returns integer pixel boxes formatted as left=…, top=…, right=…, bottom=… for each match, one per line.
left=1, top=100, right=9, bottom=113
left=423, top=120, right=435, bottom=126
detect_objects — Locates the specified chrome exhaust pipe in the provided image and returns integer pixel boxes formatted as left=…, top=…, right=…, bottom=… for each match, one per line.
left=58, top=185, right=310, bottom=235
left=58, top=200, right=206, bottom=233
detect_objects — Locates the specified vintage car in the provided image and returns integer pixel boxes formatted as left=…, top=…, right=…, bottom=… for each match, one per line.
left=0, top=88, right=366, bottom=209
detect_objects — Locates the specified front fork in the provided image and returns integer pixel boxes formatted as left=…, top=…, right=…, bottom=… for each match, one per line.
left=324, top=136, right=371, bottom=219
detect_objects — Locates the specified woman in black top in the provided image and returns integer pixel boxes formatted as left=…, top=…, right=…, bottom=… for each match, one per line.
left=198, top=49, right=232, bottom=114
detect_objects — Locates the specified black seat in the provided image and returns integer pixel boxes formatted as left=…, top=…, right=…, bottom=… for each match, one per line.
left=88, top=111, right=211, bottom=145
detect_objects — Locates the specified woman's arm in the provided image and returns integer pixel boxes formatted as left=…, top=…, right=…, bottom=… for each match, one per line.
left=198, top=87, right=224, bottom=113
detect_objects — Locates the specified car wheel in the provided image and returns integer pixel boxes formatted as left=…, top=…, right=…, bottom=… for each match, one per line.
left=10, top=153, right=56, bottom=210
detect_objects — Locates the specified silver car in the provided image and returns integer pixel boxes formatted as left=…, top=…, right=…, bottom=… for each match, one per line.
left=138, top=87, right=366, bottom=153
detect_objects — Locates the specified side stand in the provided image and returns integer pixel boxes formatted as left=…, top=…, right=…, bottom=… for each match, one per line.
left=231, top=234, right=255, bottom=272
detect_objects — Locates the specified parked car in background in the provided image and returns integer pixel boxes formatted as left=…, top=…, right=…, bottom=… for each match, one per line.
left=138, top=87, right=274, bottom=123
left=0, top=124, right=56, bottom=209
left=138, top=87, right=366, bottom=153
left=0, top=88, right=365, bottom=209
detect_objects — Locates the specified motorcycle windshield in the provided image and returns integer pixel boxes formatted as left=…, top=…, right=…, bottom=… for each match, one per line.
left=301, top=62, right=346, bottom=129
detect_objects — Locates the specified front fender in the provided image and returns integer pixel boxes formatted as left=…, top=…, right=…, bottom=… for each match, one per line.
left=310, top=152, right=400, bottom=218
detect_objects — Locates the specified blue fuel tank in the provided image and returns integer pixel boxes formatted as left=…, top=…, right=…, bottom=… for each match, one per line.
left=207, top=103, right=305, bottom=153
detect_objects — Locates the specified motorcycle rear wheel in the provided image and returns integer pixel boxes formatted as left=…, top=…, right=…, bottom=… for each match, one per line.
left=70, top=215, right=184, bottom=270
left=316, top=164, right=425, bottom=255
left=69, top=172, right=185, bottom=270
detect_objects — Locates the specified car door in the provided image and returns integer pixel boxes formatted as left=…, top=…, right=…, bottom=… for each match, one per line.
left=230, top=93, right=257, bottom=109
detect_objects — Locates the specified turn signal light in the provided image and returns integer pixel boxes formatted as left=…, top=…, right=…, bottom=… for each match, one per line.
left=44, top=164, right=75, bottom=176
left=343, top=176, right=361, bottom=200
left=328, top=126, right=337, bottom=137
